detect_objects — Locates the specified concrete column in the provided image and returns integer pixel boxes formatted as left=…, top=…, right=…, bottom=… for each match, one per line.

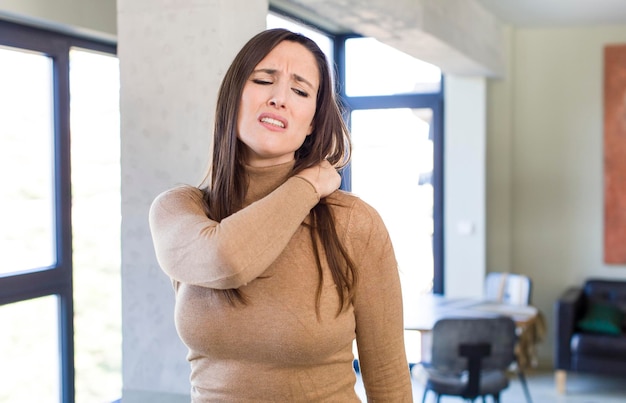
left=444, top=75, right=487, bottom=298
left=117, top=1, right=267, bottom=400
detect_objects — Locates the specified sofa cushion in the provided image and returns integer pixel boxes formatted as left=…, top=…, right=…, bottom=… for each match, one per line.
left=576, top=302, right=623, bottom=335
left=571, top=333, right=626, bottom=360
left=584, top=279, right=626, bottom=313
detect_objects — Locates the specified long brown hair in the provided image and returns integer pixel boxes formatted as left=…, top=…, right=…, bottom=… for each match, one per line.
left=199, top=28, right=356, bottom=315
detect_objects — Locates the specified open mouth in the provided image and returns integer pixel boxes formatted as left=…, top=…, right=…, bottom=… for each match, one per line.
left=260, top=116, right=286, bottom=128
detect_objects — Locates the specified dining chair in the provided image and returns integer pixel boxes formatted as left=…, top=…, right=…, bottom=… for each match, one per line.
left=485, top=272, right=532, bottom=306
left=484, top=272, right=535, bottom=402
left=415, top=316, right=517, bottom=403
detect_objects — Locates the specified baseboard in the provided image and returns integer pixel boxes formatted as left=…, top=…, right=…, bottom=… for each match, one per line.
left=122, top=388, right=190, bottom=403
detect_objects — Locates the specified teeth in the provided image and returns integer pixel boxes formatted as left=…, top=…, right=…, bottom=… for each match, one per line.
left=261, top=117, right=285, bottom=128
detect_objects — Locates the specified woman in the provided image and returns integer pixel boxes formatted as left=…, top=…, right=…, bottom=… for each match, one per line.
left=149, top=28, right=413, bottom=402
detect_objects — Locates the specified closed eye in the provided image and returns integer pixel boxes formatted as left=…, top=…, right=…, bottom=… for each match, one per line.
left=252, top=79, right=272, bottom=85
left=292, top=88, right=309, bottom=97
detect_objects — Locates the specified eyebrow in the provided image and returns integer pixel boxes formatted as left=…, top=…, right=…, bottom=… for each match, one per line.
left=253, top=68, right=316, bottom=90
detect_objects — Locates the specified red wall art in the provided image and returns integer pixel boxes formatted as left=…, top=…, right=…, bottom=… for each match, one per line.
left=604, top=44, right=626, bottom=264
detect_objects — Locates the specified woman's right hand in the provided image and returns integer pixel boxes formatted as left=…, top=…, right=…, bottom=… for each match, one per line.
left=296, top=160, right=341, bottom=198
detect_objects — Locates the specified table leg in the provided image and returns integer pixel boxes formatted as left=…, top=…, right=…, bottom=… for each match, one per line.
left=555, top=370, right=566, bottom=394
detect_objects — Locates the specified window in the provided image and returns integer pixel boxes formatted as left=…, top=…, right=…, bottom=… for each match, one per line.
left=342, top=36, right=444, bottom=298
left=70, top=48, right=121, bottom=403
left=0, top=296, right=60, bottom=401
left=350, top=107, right=435, bottom=296
left=344, top=37, right=441, bottom=96
left=0, top=20, right=119, bottom=403
left=0, top=46, right=56, bottom=275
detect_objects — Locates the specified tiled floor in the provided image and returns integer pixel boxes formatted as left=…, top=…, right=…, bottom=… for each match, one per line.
left=355, top=368, right=626, bottom=402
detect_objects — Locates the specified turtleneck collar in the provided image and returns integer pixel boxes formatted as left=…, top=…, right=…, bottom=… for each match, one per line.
left=243, top=160, right=295, bottom=207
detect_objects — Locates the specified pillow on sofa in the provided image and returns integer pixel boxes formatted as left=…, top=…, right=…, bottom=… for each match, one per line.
left=577, top=303, right=624, bottom=335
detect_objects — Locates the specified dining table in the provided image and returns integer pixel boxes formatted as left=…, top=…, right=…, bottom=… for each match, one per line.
left=404, top=293, right=546, bottom=403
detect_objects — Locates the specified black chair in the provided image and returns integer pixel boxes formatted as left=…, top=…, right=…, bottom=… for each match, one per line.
left=416, top=316, right=517, bottom=403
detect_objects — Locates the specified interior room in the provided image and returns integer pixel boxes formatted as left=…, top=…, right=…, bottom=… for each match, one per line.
left=2, top=0, right=626, bottom=402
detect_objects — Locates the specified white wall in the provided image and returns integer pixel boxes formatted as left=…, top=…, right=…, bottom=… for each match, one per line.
left=486, top=26, right=514, bottom=273
left=116, top=0, right=267, bottom=401
left=487, top=25, right=626, bottom=365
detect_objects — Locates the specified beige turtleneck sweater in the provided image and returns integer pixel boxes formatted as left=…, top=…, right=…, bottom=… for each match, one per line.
left=149, top=161, right=412, bottom=402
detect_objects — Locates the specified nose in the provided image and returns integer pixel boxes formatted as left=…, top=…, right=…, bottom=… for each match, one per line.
left=268, top=86, right=287, bottom=108
left=268, top=98, right=284, bottom=108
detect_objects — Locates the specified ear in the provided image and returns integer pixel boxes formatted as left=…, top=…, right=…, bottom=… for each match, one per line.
left=307, top=122, right=314, bottom=136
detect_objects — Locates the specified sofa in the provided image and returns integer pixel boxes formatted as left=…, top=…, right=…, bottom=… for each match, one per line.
left=554, top=278, right=626, bottom=393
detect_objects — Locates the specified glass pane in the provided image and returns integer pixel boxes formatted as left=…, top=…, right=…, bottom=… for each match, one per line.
left=266, top=13, right=334, bottom=69
left=345, top=37, right=441, bottom=96
left=70, top=48, right=122, bottom=403
left=0, top=47, right=55, bottom=274
left=350, top=108, right=434, bottom=361
left=0, top=296, right=60, bottom=402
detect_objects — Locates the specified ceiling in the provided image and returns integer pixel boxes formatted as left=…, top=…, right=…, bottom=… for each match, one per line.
left=475, top=0, right=626, bottom=28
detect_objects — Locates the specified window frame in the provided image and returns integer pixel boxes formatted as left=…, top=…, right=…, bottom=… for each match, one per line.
left=0, top=19, right=116, bottom=403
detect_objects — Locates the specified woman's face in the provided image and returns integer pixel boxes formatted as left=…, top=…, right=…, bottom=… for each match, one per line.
left=237, top=40, right=319, bottom=167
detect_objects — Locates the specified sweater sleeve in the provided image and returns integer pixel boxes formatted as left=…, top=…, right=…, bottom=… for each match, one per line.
left=347, top=200, right=413, bottom=402
left=148, top=177, right=319, bottom=289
